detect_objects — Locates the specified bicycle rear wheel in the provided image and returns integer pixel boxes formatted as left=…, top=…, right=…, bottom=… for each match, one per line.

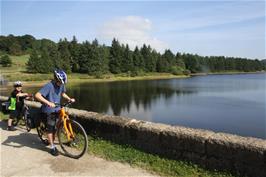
left=36, top=121, right=49, bottom=145
left=57, top=119, right=88, bottom=159
left=24, top=110, right=31, bottom=132
left=12, top=117, right=25, bottom=126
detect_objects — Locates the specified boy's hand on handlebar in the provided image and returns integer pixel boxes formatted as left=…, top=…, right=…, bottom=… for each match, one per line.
left=47, top=102, right=56, bottom=108
left=69, top=98, right=75, bottom=103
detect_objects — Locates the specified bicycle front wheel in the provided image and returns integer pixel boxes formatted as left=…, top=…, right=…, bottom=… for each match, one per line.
left=57, top=119, right=88, bottom=159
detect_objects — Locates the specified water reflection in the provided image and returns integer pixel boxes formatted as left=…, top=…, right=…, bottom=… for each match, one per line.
left=68, top=80, right=196, bottom=115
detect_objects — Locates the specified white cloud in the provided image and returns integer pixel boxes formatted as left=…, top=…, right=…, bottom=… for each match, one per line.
left=98, top=16, right=168, bottom=52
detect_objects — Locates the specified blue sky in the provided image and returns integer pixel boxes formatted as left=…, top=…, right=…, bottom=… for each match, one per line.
left=1, top=0, right=265, bottom=59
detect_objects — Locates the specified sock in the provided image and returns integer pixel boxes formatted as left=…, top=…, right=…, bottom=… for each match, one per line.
left=50, top=144, right=55, bottom=149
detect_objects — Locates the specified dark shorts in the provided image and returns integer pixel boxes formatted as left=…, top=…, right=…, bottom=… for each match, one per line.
left=41, top=113, right=59, bottom=133
left=9, top=109, right=23, bottom=119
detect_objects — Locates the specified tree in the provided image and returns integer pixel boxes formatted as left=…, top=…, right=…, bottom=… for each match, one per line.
left=27, top=48, right=53, bottom=73
left=57, top=39, right=71, bottom=73
left=38, top=47, right=54, bottom=73
left=27, top=50, right=40, bottom=72
left=0, top=55, right=12, bottom=67
left=175, top=52, right=185, bottom=69
left=121, top=44, right=133, bottom=72
left=132, top=47, right=145, bottom=72
left=183, top=53, right=200, bottom=73
left=88, top=39, right=103, bottom=74
left=69, top=36, right=81, bottom=72
left=109, top=39, right=123, bottom=74
left=141, top=44, right=156, bottom=72
left=18, top=34, right=35, bottom=51
left=9, top=41, right=22, bottom=55
left=157, top=50, right=175, bottom=72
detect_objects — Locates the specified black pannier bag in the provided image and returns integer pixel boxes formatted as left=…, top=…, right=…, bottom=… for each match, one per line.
left=1, top=101, right=10, bottom=114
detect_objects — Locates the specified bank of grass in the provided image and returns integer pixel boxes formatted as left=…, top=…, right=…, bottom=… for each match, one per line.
left=89, top=136, right=236, bottom=177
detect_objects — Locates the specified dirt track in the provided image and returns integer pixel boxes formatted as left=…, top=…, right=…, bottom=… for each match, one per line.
left=0, top=121, right=157, bottom=177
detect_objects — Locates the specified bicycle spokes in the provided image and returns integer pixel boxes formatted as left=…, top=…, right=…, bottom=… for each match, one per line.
left=58, top=119, right=88, bottom=159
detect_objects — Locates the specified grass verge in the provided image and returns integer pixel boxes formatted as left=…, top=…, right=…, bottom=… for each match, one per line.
left=88, top=136, right=236, bottom=177
left=0, top=112, right=9, bottom=120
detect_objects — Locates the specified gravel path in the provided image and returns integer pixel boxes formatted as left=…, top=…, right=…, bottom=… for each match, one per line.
left=0, top=121, right=157, bottom=177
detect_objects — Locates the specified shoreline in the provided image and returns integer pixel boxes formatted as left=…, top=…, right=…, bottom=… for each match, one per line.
left=190, top=70, right=265, bottom=76
left=1, top=74, right=189, bottom=87
left=1, top=71, right=265, bottom=87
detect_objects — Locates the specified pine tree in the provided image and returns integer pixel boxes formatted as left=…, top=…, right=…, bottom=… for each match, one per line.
left=109, top=38, right=123, bottom=74
left=141, top=44, right=156, bottom=72
left=58, top=39, right=71, bottom=73
left=79, top=41, right=91, bottom=73
left=27, top=50, right=39, bottom=73
left=175, top=52, right=185, bottom=69
left=38, top=47, right=53, bottom=73
left=121, top=44, right=133, bottom=72
left=132, top=46, right=145, bottom=73
left=27, top=48, right=53, bottom=73
left=69, top=36, right=80, bottom=72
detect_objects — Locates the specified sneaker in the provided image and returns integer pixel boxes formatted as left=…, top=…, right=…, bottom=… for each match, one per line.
left=7, top=126, right=16, bottom=131
left=50, top=147, right=59, bottom=156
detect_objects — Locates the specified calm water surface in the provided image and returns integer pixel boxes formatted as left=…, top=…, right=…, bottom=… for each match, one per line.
left=2, top=73, right=266, bottom=139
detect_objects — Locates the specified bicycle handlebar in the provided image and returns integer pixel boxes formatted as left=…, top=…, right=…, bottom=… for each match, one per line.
left=21, top=94, right=34, bottom=101
left=54, top=101, right=73, bottom=108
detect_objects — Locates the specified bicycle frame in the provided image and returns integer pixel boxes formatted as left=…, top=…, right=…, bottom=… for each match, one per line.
left=58, top=106, right=75, bottom=141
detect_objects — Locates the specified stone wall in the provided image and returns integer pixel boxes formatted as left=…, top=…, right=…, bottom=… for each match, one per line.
left=1, top=96, right=265, bottom=177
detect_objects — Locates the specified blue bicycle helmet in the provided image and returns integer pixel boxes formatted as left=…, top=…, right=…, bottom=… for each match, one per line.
left=54, top=69, right=67, bottom=84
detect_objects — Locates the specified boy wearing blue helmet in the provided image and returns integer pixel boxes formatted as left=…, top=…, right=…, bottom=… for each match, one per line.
left=35, top=69, right=75, bottom=156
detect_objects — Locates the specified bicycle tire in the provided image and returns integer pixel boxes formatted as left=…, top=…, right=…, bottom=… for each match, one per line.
left=36, top=121, right=49, bottom=145
left=57, top=119, right=88, bottom=159
left=12, top=116, right=25, bottom=126
left=24, top=110, right=30, bottom=132
left=12, top=118, right=19, bottom=126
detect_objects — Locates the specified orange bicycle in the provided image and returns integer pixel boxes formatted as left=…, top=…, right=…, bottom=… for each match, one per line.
left=36, top=102, right=88, bottom=159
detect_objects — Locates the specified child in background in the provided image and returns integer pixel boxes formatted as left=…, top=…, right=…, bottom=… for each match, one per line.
left=7, top=81, right=30, bottom=131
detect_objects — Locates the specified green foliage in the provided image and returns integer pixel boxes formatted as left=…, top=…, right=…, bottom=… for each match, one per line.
left=69, top=36, right=81, bottom=72
left=57, top=39, right=71, bottom=73
left=133, top=47, right=145, bottom=71
left=109, top=39, right=123, bottom=74
left=27, top=48, right=53, bottom=73
left=0, top=34, right=36, bottom=55
left=121, top=44, right=133, bottom=72
left=157, top=49, right=176, bottom=73
left=9, top=41, right=22, bottom=55
left=183, top=54, right=265, bottom=73
left=141, top=44, right=157, bottom=72
left=0, top=55, right=12, bottom=67
left=170, top=66, right=184, bottom=75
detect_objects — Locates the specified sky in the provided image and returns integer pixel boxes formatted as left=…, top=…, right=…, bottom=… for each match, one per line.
left=1, top=0, right=265, bottom=59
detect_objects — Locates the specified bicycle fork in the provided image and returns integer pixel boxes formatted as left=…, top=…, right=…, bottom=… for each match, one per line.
left=63, top=115, right=75, bottom=140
